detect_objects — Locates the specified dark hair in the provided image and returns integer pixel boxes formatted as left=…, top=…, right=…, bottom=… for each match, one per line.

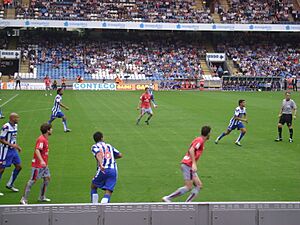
left=40, top=123, right=52, bottom=134
left=57, top=88, right=63, bottom=94
left=201, top=126, right=211, bottom=136
left=93, top=131, right=103, bottom=143
left=238, top=99, right=245, bottom=105
left=145, top=87, right=149, bottom=91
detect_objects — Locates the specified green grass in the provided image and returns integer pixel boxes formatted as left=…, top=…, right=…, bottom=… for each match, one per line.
left=0, top=90, right=299, bottom=204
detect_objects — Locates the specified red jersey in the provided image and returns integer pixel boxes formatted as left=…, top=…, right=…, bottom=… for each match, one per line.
left=44, top=78, right=51, bottom=87
left=181, top=136, right=205, bottom=167
left=32, top=135, right=49, bottom=168
left=140, top=93, right=152, bottom=109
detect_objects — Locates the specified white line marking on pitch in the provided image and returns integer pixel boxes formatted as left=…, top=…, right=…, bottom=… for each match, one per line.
left=0, top=94, right=19, bottom=107
left=18, top=108, right=50, bottom=113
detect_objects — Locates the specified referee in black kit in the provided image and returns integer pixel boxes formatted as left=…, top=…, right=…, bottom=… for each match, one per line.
left=275, top=92, right=297, bottom=143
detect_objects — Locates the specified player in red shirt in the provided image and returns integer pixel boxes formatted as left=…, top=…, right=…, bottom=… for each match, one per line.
left=44, top=75, right=52, bottom=96
left=136, top=87, right=157, bottom=125
left=20, top=123, right=52, bottom=205
left=162, top=125, right=211, bottom=202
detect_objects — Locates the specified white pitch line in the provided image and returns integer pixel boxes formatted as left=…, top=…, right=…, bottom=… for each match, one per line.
left=0, top=94, right=19, bottom=107
left=17, top=108, right=50, bottom=113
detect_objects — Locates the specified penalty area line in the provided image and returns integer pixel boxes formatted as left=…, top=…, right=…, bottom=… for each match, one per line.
left=0, top=94, right=19, bottom=107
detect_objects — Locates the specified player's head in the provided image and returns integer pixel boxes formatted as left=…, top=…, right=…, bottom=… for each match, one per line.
left=40, top=123, right=52, bottom=135
left=9, top=112, right=20, bottom=124
left=57, top=88, right=63, bottom=95
left=93, top=131, right=103, bottom=143
left=285, top=92, right=291, bottom=101
left=201, top=126, right=211, bottom=140
left=238, top=99, right=246, bottom=107
left=145, top=87, right=149, bottom=93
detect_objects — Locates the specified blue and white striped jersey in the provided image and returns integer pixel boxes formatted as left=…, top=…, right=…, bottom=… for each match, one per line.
left=229, top=106, right=247, bottom=126
left=0, top=122, right=18, bottom=161
left=91, top=141, right=120, bottom=169
left=51, top=94, right=62, bottom=115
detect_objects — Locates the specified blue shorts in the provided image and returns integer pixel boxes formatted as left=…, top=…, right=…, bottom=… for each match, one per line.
left=228, top=122, right=245, bottom=131
left=92, top=168, right=117, bottom=192
left=51, top=111, right=64, bottom=119
left=0, top=149, right=21, bottom=168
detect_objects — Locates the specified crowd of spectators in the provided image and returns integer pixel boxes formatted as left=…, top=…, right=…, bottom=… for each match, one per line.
left=216, top=34, right=300, bottom=77
left=222, top=78, right=281, bottom=91
left=11, top=0, right=300, bottom=23
left=218, top=0, right=294, bottom=24
left=15, top=0, right=213, bottom=23
left=17, top=31, right=206, bottom=80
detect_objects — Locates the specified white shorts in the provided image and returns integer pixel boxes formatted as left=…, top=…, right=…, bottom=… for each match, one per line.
left=181, top=164, right=199, bottom=180
left=141, top=108, right=153, bottom=115
left=30, top=167, right=51, bottom=181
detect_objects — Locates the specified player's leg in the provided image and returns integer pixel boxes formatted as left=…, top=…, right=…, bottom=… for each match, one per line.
left=39, top=176, right=51, bottom=202
left=91, top=183, right=99, bottom=203
left=186, top=174, right=203, bottom=202
left=136, top=109, right=145, bottom=125
left=0, top=167, right=5, bottom=196
left=275, top=122, right=283, bottom=142
left=145, top=110, right=153, bottom=125
left=20, top=168, right=38, bottom=204
left=48, top=114, right=56, bottom=124
left=91, top=170, right=105, bottom=203
left=61, top=114, right=71, bottom=132
left=288, top=117, right=293, bottom=142
left=0, top=107, right=4, bottom=119
left=235, top=126, right=246, bottom=146
left=6, top=151, right=21, bottom=191
left=215, top=128, right=232, bottom=144
left=101, top=190, right=113, bottom=203
left=162, top=164, right=192, bottom=202
left=101, top=169, right=117, bottom=203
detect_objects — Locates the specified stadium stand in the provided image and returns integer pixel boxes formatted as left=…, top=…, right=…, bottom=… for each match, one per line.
left=218, top=0, right=294, bottom=24
left=17, top=31, right=206, bottom=81
left=15, top=0, right=213, bottom=23
left=216, top=34, right=300, bottom=77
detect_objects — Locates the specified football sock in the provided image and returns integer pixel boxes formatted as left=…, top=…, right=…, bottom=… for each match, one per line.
left=40, top=179, right=49, bottom=198
left=91, top=189, right=98, bottom=203
left=101, top=194, right=111, bottom=203
left=48, top=116, right=55, bottom=124
left=24, top=180, right=35, bottom=199
left=146, top=114, right=152, bottom=122
left=167, top=186, right=189, bottom=200
left=217, top=132, right=226, bottom=141
left=186, top=186, right=200, bottom=202
left=62, top=119, right=68, bottom=131
left=7, top=168, right=21, bottom=187
left=236, top=132, right=245, bottom=142
left=289, top=128, right=293, bottom=139
left=278, top=127, right=282, bottom=139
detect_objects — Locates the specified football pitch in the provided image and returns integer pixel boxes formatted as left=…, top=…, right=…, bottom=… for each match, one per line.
left=0, top=90, right=299, bottom=204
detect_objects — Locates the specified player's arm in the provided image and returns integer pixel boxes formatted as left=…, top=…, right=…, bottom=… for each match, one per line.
left=59, top=102, right=69, bottom=110
left=188, top=146, right=197, bottom=172
left=35, top=148, right=46, bottom=167
left=95, top=152, right=105, bottom=173
left=151, top=95, right=158, bottom=108
left=0, top=127, right=22, bottom=152
left=113, top=147, right=123, bottom=159
left=293, top=104, right=297, bottom=119
left=233, top=115, right=247, bottom=123
left=137, top=98, right=142, bottom=110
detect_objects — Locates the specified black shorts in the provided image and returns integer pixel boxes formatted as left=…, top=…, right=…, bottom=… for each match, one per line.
left=279, top=114, right=292, bottom=126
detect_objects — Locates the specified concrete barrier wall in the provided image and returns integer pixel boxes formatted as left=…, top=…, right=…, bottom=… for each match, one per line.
left=1, top=202, right=300, bottom=225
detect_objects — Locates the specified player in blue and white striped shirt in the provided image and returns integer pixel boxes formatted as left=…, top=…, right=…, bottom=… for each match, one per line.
left=48, top=88, right=71, bottom=132
left=90, top=131, right=123, bottom=204
left=215, top=100, right=248, bottom=146
left=0, top=113, right=23, bottom=196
